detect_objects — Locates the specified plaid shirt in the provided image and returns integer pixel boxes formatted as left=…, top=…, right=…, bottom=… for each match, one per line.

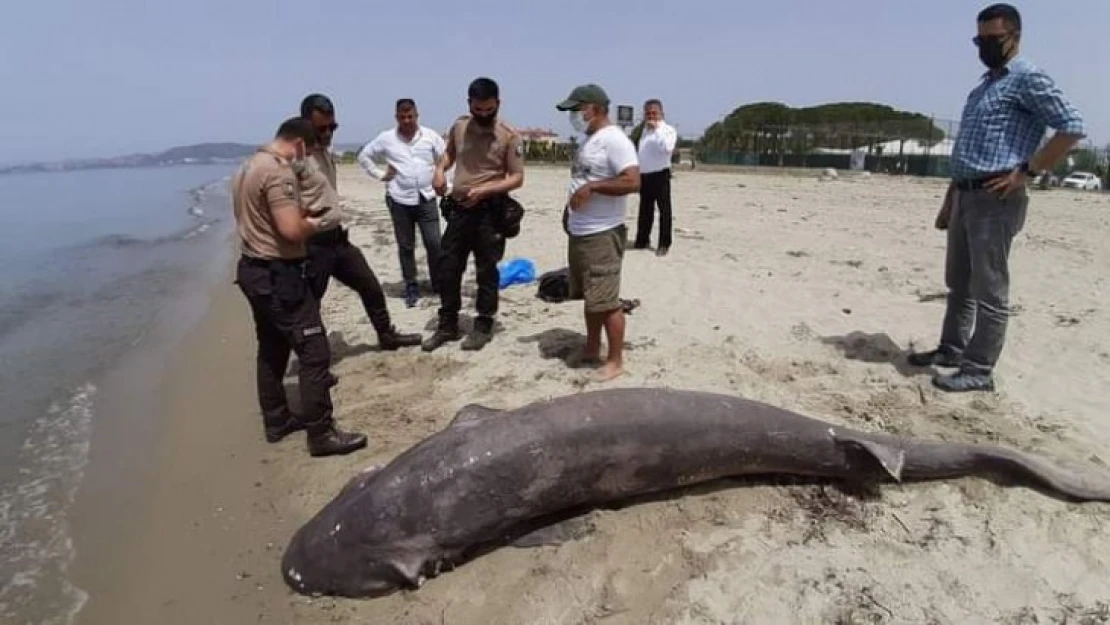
left=950, top=55, right=1086, bottom=181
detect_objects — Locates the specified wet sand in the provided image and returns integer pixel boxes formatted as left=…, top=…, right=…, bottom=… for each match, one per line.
left=77, top=164, right=1110, bottom=624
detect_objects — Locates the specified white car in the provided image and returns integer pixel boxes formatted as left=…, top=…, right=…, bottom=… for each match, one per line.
left=1061, top=171, right=1102, bottom=191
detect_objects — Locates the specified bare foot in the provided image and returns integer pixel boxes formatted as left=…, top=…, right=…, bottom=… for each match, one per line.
left=590, top=362, right=625, bottom=383
left=568, top=348, right=601, bottom=369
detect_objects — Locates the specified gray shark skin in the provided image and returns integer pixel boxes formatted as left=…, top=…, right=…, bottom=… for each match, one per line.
left=280, top=387, right=1110, bottom=598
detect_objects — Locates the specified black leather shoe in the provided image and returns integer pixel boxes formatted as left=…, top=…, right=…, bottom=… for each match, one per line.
left=907, top=348, right=961, bottom=368
left=378, top=326, right=422, bottom=351
left=265, top=417, right=305, bottom=443
left=421, top=328, right=461, bottom=352
left=461, top=328, right=492, bottom=351
left=307, top=427, right=368, bottom=457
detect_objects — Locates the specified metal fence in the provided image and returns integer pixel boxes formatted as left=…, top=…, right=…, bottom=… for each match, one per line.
left=695, top=117, right=963, bottom=177
left=696, top=117, right=1108, bottom=184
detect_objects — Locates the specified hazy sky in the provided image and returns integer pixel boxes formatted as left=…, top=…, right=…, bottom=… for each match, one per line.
left=1, top=0, right=1106, bottom=163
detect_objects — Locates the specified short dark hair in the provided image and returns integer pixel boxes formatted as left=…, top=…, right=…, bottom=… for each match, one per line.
left=300, top=93, right=335, bottom=119
left=467, top=77, right=499, bottom=101
left=396, top=98, right=416, bottom=112
left=644, top=98, right=663, bottom=109
left=977, top=3, right=1021, bottom=31
left=275, top=117, right=318, bottom=147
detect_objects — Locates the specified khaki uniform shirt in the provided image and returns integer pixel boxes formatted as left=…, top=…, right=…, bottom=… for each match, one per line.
left=295, top=156, right=343, bottom=231
left=311, top=149, right=338, bottom=190
left=232, top=148, right=306, bottom=260
left=444, top=115, right=524, bottom=200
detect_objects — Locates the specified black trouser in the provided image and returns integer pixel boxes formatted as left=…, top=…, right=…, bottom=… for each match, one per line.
left=635, top=169, right=673, bottom=249
left=435, top=199, right=506, bottom=332
left=235, top=255, right=334, bottom=435
left=385, top=194, right=442, bottom=291
left=306, top=227, right=392, bottom=335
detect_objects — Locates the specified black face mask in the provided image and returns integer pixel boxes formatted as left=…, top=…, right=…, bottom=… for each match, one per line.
left=976, top=36, right=1010, bottom=70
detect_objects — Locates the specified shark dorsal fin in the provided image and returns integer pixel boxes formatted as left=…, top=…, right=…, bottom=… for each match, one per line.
left=450, top=404, right=503, bottom=427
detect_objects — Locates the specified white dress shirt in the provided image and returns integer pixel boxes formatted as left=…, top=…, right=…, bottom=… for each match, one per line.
left=637, top=120, right=677, bottom=174
left=357, top=125, right=446, bottom=205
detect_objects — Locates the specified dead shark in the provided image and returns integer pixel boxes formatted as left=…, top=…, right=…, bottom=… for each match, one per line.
left=280, top=387, right=1110, bottom=597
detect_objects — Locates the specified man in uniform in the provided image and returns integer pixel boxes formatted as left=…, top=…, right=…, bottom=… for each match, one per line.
left=423, top=77, right=526, bottom=352
left=298, top=93, right=422, bottom=350
left=908, top=3, right=1085, bottom=392
left=633, top=98, right=678, bottom=256
left=231, top=117, right=367, bottom=457
left=556, top=84, right=640, bottom=382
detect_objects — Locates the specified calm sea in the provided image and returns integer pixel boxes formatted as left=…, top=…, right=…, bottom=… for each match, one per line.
left=0, top=163, right=240, bottom=624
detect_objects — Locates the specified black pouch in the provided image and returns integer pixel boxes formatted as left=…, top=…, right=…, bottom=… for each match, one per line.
left=497, top=195, right=525, bottom=238
left=439, top=196, right=459, bottom=222
left=270, top=261, right=307, bottom=307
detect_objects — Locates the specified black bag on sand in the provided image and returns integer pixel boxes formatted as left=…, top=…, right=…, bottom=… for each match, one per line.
left=537, top=267, right=571, bottom=303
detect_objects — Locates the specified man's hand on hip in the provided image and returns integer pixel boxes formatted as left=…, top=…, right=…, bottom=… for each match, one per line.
left=984, top=168, right=1028, bottom=199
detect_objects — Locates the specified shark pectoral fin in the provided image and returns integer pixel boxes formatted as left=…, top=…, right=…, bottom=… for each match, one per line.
left=508, top=516, right=595, bottom=548
left=449, top=404, right=503, bottom=427
left=836, top=436, right=906, bottom=482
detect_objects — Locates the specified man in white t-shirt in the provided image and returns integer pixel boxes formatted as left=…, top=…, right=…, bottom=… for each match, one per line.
left=555, top=84, right=641, bottom=382
left=357, top=99, right=447, bottom=307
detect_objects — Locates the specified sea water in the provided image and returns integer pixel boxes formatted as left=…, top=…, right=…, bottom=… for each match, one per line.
left=0, top=163, right=240, bottom=624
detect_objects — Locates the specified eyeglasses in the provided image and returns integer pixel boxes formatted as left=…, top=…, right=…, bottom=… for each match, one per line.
left=972, top=32, right=1015, bottom=47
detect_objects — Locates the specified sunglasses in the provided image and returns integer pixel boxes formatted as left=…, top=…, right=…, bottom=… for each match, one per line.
left=315, top=122, right=338, bottom=134
left=972, top=32, right=1014, bottom=47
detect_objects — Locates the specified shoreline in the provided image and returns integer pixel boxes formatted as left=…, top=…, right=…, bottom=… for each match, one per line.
left=70, top=164, right=1110, bottom=624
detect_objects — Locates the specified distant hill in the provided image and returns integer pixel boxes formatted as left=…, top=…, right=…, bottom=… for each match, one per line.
left=0, top=142, right=259, bottom=175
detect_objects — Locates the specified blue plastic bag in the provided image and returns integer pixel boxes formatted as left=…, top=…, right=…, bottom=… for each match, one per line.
left=498, top=257, right=536, bottom=289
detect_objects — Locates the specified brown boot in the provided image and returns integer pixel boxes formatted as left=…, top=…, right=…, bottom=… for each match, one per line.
left=307, top=425, right=368, bottom=457
left=378, top=325, right=422, bottom=351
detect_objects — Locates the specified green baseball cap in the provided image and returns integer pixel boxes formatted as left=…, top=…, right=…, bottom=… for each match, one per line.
left=555, top=84, right=610, bottom=111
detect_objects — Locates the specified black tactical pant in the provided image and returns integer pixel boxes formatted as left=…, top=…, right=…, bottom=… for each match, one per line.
left=236, top=255, right=334, bottom=434
left=435, top=199, right=506, bottom=332
left=635, top=168, right=673, bottom=250
left=306, top=227, right=392, bottom=334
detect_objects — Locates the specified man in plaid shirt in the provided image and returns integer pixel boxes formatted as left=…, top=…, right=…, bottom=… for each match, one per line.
left=909, top=3, right=1086, bottom=392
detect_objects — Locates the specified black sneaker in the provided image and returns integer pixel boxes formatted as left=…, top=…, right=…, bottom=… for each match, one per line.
left=307, top=426, right=368, bottom=457
left=422, top=327, right=461, bottom=352
left=655, top=246, right=670, bottom=257
left=403, top=282, right=419, bottom=308
left=932, top=370, right=995, bottom=393
left=907, top=348, right=961, bottom=368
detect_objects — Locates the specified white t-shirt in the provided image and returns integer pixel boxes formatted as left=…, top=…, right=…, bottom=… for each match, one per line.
left=566, top=125, right=639, bottom=237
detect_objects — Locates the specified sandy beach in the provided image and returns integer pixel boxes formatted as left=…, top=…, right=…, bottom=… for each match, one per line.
left=81, top=163, right=1110, bottom=624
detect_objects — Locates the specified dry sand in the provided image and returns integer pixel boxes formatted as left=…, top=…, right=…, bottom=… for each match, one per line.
left=86, top=164, right=1110, bottom=624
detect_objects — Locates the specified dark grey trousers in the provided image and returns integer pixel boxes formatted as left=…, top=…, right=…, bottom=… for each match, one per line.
left=938, top=186, right=1028, bottom=374
left=386, top=194, right=443, bottom=289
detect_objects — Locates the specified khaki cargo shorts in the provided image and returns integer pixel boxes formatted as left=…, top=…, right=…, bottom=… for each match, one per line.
left=567, top=224, right=626, bottom=313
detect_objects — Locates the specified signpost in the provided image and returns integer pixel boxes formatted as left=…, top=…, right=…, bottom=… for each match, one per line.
left=616, top=105, right=634, bottom=129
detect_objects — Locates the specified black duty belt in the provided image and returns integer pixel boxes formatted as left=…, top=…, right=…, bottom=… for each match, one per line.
left=240, top=254, right=307, bottom=268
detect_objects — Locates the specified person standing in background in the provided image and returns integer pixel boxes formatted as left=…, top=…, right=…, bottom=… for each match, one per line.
left=908, top=3, right=1086, bottom=392
left=298, top=93, right=423, bottom=351
left=357, top=98, right=446, bottom=308
left=231, top=116, right=367, bottom=457
left=633, top=98, right=677, bottom=257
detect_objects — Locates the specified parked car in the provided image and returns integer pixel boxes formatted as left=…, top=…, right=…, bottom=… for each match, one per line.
left=1032, top=172, right=1060, bottom=188
left=1061, top=171, right=1102, bottom=191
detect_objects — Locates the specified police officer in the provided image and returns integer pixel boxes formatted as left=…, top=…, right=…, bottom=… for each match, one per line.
left=423, top=77, right=526, bottom=352
left=298, top=94, right=422, bottom=350
left=231, top=117, right=367, bottom=457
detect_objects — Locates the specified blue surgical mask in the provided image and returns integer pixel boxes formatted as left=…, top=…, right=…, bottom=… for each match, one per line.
left=569, top=110, right=588, bottom=134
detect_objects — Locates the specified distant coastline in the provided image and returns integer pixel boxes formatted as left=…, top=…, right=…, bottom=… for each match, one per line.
left=1, top=142, right=370, bottom=176
left=0, top=143, right=258, bottom=176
